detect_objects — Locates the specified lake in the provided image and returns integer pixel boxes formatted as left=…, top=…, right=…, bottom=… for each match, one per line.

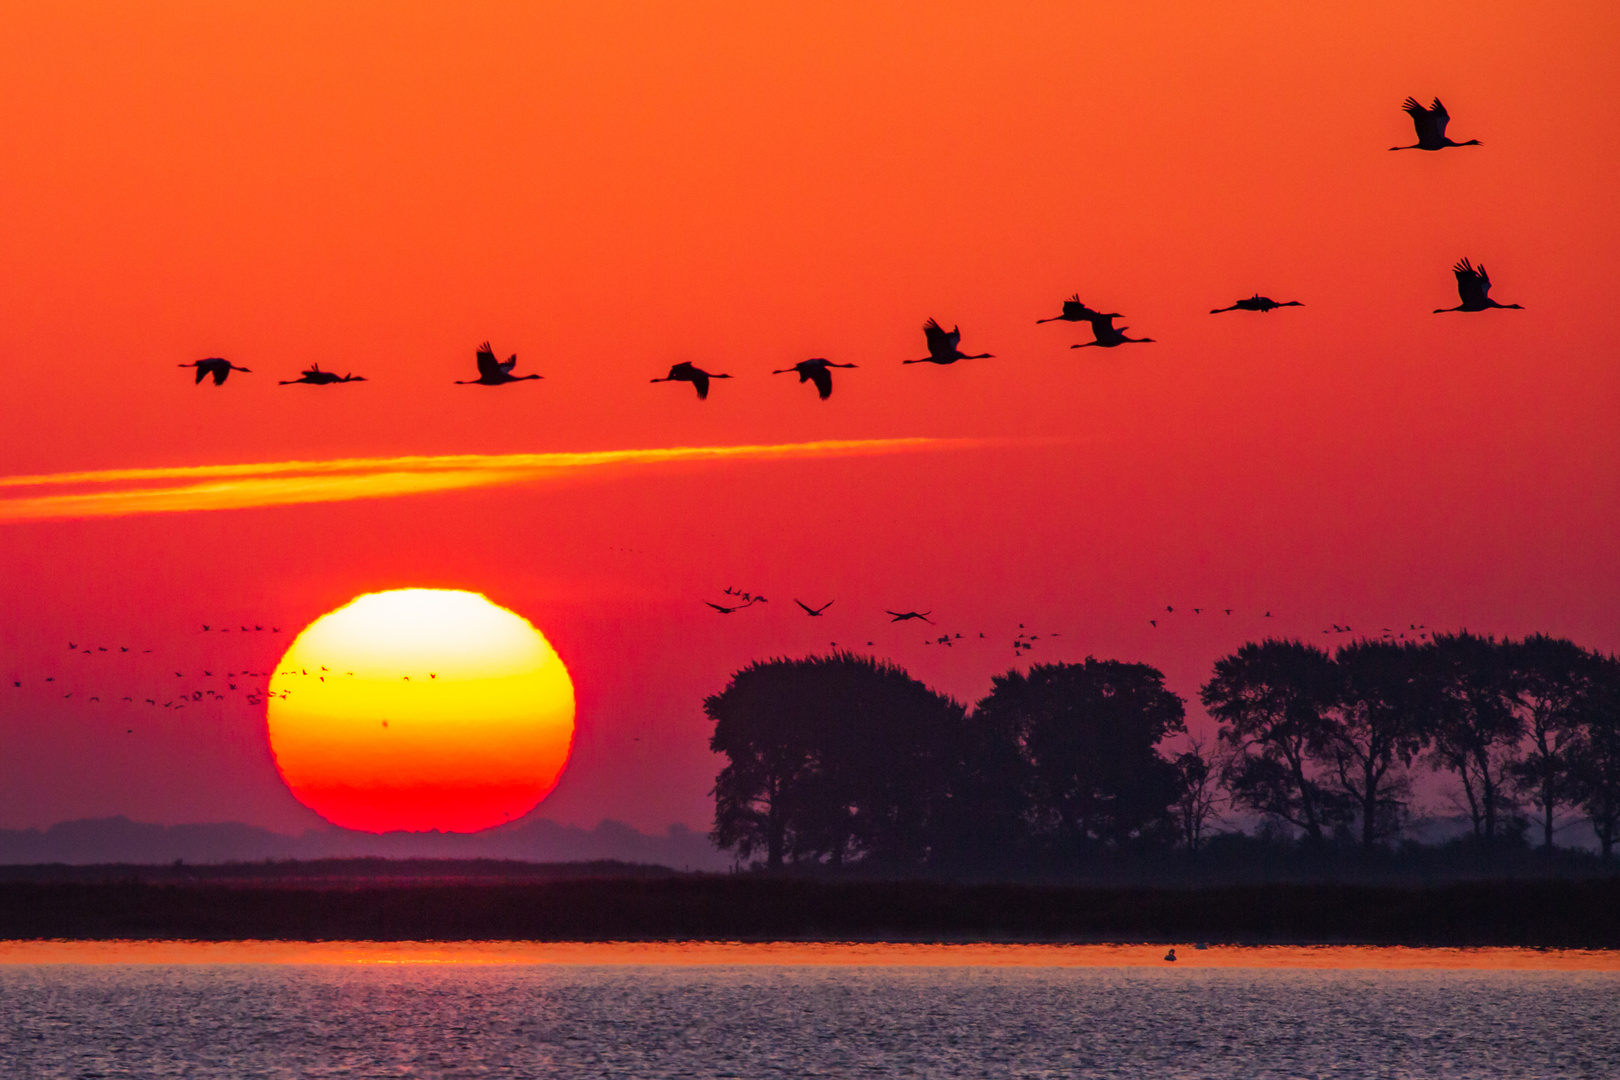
left=2, top=943, right=1616, bottom=1078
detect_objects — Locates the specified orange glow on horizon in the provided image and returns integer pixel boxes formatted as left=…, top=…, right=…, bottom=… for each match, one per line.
left=266, top=589, right=575, bottom=833
left=4, top=940, right=1619, bottom=972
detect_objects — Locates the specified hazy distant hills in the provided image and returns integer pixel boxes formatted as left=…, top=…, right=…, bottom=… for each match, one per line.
left=0, top=816, right=731, bottom=871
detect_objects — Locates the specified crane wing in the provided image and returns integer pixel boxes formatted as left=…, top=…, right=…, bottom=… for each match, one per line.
left=922, top=319, right=951, bottom=356
left=1402, top=96, right=1440, bottom=144
left=475, top=342, right=500, bottom=380
left=499, top=354, right=518, bottom=374
left=808, top=366, right=833, bottom=399
left=1429, top=97, right=1451, bottom=139
left=1452, top=258, right=1488, bottom=305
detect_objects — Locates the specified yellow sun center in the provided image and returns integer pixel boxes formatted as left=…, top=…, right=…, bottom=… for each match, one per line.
left=265, top=589, right=575, bottom=833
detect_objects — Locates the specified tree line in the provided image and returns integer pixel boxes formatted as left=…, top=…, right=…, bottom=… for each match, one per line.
left=705, top=633, right=1620, bottom=873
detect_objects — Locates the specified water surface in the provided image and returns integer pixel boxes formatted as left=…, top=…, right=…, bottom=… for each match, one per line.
left=2, top=945, right=1614, bottom=1078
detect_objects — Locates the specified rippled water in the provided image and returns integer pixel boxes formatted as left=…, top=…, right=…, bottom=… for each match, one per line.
left=3, top=962, right=1616, bottom=1078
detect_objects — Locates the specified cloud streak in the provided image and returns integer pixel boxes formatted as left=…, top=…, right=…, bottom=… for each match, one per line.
left=0, top=438, right=975, bottom=524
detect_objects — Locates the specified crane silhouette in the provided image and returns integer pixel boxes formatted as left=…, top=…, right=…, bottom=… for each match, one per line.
left=887, top=610, right=934, bottom=624
left=456, top=342, right=541, bottom=385
left=1435, top=258, right=1522, bottom=313
left=795, top=599, right=834, bottom=616
left=1070, top=313, right=1155, bottom=349
left=1037, top=295, right=1120, bottom=324
left=905, top=319, right=993, bottom=365
left=705, top=599, right=760, bottom=614
left=774, top=358, right=856, bottom=399
left=652, top=362, right=731, bottom=399
left=1210, top=295, right=1303, bottom=314
left=1390, top=97, right=1481, bottom=151
left=280, top=363, right=366, bottom=385
left=180, top=358, right=251, bottom=385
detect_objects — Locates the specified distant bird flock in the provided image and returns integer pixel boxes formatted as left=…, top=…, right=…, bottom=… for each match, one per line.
left=180, top=98, right=1513, bottom=397
left=30, top=96, right=1478, bottom=696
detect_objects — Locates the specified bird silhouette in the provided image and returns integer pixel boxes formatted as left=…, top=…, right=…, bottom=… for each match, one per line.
left=905, top=319, right=993, bottom=365
left=1434, top=258, right=1522, bottom=313
left=887, top=610, right=934, bottom=624
left=281, top=363, right=366, bottom=385
left=1070, top=313, right=1154, bottom=349
left=774, top=358, right=856, bottom=400
left=652, top=362, right=731, bottom=399
left=1037, top=295, right=1120, bottom=324
left=1210, top=294, right=1303, bottom=314
left=795, top=599, right=835, bottom=616
left=180, top=358, right=251, bottom=385
left=1390, top=97, right=1481, bottom=151
left=456, top=342, right=542, bottom=385
left=705, top=600, right=757, bottom=614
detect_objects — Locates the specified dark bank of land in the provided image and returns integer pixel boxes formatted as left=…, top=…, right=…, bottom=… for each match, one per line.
left=2, top=874, right=1618, bottom=948
left=0, top=857, right=679, bottom=885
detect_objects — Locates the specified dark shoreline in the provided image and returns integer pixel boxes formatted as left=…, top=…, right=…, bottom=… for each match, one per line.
left=2, top=876, right=1617, bottom=948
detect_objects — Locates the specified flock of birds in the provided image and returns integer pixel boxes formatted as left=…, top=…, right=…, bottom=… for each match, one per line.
left=8, top=621, right=492, bottom=729
left=708, top=586, right=1438, bottom=655
left=27, top=98, right=1489, bottom=719
left=15, top=603, right=1443, bottom=729
left=8, top=628, right=286, bottom=732
left=176, top=99, right=1515, bottom=402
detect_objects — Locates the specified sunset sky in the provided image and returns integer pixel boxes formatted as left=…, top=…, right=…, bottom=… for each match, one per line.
left=0, top=2, right=1615, bottom=837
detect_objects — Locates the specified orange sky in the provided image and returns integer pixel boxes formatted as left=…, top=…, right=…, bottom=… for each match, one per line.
left=0, top=2, right=1616, bottom=835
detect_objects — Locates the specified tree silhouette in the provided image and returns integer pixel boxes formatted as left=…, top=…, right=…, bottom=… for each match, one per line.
left=1570, top=655, right=1620, bottom=858
left=930, top=701, right=1031, bottom=874
left=706, top=653, right=965, bottom=869
left=1329, top=640, right=1433, bottom=848
left=1171, top=735, right=1224, bottom=852
left=1506, top=635, right=1598, bottom=849
left=975, top=659, right=1185, bottom=860
left=1203, top=639, right=1343, bottom=842
left=1426, top=632, right=1524, bottom=843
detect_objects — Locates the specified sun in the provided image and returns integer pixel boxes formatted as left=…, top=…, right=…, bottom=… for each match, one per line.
left=265, top=589, right=575, bottom=833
